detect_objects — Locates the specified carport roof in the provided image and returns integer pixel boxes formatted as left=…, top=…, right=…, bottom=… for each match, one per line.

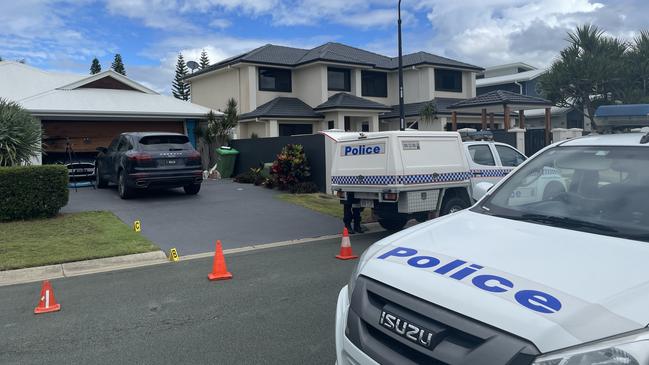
left=447, top=90, right=553, bottom=113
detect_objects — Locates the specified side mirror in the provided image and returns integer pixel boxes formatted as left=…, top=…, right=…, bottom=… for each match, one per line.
left=473, top=182, right=494, bottom=201
left=96, top=147, right=108, bottom=153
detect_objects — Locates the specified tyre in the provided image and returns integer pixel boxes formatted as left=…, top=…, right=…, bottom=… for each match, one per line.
left=414, top=212, right=431, bottom=223
left=377, top=214, right=409, bottom=231
left=184, top=184, right=201, bottom=195
left=95, top=164, right=107, bottom=188
left=440, top=196, right=470, bottom=216
left=117, top=170, right=133, bottom=199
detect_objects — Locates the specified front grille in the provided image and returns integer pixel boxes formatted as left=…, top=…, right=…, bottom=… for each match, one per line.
left=347, top=276, right=539, bottom=365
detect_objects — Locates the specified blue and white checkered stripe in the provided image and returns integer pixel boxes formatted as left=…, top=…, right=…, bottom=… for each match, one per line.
left=332, top=171, right=472, bottom=185
left=471, top=169, right=513, bottom=178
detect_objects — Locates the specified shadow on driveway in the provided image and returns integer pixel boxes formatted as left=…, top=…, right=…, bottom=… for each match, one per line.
left=62, top=180, right=343, bottom=254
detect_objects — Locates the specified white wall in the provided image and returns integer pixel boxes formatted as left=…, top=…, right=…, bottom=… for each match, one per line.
left=190, top=68, right=242, bottom=112
left=295, top=64, right=326, bottom=107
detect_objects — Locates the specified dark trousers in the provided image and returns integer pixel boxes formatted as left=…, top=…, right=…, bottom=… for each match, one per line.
left=343, top=203, right=362, bottom=227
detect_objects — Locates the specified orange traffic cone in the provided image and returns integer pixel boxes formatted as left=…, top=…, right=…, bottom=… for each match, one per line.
left=208, top=240, right=233, bottom=281
left=336, top=228, right=358, bottom=260
left=34, top=280, right=61, bottom=314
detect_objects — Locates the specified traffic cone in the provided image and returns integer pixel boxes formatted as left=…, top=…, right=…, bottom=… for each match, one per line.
left=336, top=228, right=358, bottom=260
left=34, top=280, right=61, bottom=314
left=208, top=240, right=233, bottom=281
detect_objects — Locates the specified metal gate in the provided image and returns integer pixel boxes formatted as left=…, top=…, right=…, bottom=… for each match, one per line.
left=491, top=129, right=516, bottom=147
left=525, top=129, right=546, bottom=156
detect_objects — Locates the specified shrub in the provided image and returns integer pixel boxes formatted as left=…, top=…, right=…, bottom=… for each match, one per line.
left=234, top=167, right=264, bottom=185
left=0, top=165, right=69, bottom=221
left=289, top=181, right=319, bottom=194
left=270, top=144, right=311, bottom=190
left=0, top=98, right=42, bottom=166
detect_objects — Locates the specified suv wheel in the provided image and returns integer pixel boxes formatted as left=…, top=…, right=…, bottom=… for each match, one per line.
left=183, top=184, right=201, bottom=195
left=118, top=170, right=133, bottom=199
left=95, top=164, right=107, bottom=188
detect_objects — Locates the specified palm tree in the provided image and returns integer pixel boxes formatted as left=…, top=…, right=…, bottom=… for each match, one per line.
left=419, top=101, right=437, bottom=129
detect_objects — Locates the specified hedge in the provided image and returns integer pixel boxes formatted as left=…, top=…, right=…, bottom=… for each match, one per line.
left=0, top=165, right=69, bottom=221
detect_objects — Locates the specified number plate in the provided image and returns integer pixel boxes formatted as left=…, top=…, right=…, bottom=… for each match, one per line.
left=165, top=159, right=178, bottom=165
left=360, top=199, right=374, bottom=208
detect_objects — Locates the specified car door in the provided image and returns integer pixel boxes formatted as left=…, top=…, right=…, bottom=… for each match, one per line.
left=98, top=136, right=120, bottom=182
left=494, top=144, right=526, bottom=173
left=466, top=143, right=500, bottom=195
left=111, top=136, right=129, bottom=181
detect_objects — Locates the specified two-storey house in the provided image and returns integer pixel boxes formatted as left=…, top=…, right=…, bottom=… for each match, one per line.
left=186, top=42, right=484, bottom=138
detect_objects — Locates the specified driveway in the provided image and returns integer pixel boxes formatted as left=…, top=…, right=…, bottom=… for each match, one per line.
left=62, top=180, right=343, bottom=254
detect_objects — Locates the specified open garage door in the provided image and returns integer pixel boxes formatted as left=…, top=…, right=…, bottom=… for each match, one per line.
left=42, top=120, right=185, bottom=153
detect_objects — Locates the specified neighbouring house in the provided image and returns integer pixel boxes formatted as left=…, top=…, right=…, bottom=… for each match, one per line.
left=186, top=42, right=490, bottom=138
left=0, top=61, right=215, bottom=165
left=476, top=63, right=588, bottom=131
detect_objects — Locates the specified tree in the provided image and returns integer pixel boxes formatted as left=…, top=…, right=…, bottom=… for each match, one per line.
left=539, top=25, right=629, bottom=129
left=199, top=49, right=210, bottom=69
left=111, top=54, right=126, bottom=75
left=90, top=57, right=101, bottom=74
left=172, top=53, right=190, bottom=101
left=627, top=30, right=649, bottom=103
left=195, top=98, right=239, bottom=166
left=419, top=101, right=438, bottom=128
left=0, top=98, right=42, bottom=166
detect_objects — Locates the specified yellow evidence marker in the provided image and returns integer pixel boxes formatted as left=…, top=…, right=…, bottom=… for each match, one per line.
left=133, top=220, right=141, bottom=232
left=169, top=248, right=180, bottom=262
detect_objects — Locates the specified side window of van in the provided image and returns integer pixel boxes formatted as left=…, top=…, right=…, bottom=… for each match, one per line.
left=468, top=145, right=495, bottom=166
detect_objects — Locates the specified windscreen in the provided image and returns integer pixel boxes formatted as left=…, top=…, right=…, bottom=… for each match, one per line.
left=138, top=135, right=191, bottom=151
left=478, top=146, right=649, bottom=242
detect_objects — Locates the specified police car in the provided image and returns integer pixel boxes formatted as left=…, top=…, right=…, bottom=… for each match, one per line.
left=335, top=132, right=649, bottom=365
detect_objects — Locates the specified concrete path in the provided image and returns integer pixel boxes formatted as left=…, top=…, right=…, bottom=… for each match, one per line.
left=62, top=180, right=343, bottom=255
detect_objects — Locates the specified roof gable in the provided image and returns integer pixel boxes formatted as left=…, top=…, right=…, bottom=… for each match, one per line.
left=314, top=92, right=391, bottom=111
left=239, top=97, right=322, bottom=120
left=58, top=70, right=157, bottom=94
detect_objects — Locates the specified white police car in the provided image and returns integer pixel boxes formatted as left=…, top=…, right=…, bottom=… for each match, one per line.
left=336, top=132, right=649, bottom=365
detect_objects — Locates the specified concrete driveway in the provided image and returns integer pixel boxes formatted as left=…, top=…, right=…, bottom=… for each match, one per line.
left=62, top=180, right=343, bottom=255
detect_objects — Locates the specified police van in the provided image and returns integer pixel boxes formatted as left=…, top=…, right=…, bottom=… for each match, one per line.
left=335, top=132, right=649, bottom=365
left=326, top=131, right=529, bottom=231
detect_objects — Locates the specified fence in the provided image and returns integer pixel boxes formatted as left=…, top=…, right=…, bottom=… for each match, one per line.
left=230, top=134, right=327, bottom=192
left=525, top=129, right=547, bottom=156
left=491, top=129, right=517, bottom=147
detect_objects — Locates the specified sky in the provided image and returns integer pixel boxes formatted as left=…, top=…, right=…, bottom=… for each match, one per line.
left=1, top=0, right=646, bottom=94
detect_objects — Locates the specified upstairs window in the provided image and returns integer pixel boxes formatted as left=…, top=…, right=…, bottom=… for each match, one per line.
left=435, top=69, right=463, bottom=93
left=258, top=67, right=292, bottom=92
left=361, top=70, right=387, bottom=97
left=328, top=67, right=351, bottom=91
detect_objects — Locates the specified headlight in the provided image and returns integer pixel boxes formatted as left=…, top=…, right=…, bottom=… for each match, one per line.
left=347, top=247, right=374, bottom=299
left=533, top=328, right=649, bottom=365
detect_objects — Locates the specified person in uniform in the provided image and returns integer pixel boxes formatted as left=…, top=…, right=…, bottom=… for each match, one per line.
left=343, top=201, right=365, bottom=234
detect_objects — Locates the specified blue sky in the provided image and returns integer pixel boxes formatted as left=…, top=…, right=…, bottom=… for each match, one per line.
left=1, top=0, right=646, bottom=94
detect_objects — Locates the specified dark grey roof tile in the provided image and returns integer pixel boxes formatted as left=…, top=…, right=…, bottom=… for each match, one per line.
left=314, top=92, right=392, bottom=111
left=239, top=97, right=322, bottom=120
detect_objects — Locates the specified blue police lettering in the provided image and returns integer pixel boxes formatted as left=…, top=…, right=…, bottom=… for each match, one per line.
left=377, top=246, right=562, bottom=314
left=343, top=144, right=383, bottom=156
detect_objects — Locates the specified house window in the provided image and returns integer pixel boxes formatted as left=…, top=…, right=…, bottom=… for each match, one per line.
left=361, top=70, right=387, bottom=97
left=327, top=67, right=350, bottom=91
left=258, top=67, right=292, bottom=92
left=361, top=122, right=369, bottom=132
left=327, top=120, right=335, bottom=129
left=435, top=69, right=463, bottom=93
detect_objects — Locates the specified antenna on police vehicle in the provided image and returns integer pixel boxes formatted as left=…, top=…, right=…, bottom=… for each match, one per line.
left=187, top=61, right=199, bottom=73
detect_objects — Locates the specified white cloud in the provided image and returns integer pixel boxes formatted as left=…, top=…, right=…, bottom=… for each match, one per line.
left=209, top=18, right=232, bottom=29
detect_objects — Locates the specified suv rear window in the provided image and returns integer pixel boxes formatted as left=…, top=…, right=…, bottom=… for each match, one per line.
left=138, top=135, right=191, bottom=151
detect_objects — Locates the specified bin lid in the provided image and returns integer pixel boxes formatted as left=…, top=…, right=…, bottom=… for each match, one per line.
left=216, top=147, right=239, bottom=155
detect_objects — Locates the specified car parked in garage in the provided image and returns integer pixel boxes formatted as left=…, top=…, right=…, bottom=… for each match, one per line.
left=95, top=132, right=203, bottom=199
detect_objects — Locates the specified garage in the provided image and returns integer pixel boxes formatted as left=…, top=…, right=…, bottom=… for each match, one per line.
left=0, top=61, right=217, bottom=165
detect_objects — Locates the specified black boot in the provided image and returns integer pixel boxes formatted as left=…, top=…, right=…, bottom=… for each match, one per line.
left=345, top=224, right=356, bottom=234
left=353, top=224, right=365, bottom=233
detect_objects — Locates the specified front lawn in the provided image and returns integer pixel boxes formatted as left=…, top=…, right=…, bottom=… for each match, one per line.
left=0, top=211, right=159, bottom=271
left=276, top=193, right=373, bottom=222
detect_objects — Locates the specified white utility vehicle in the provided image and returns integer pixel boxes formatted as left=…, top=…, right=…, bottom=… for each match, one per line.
left=326, top=131, right=530, bottom=231
left=335, top=132, right=649, bottom=365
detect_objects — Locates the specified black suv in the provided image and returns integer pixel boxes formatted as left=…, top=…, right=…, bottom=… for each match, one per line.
left=95, top=132, right=203, bottom=199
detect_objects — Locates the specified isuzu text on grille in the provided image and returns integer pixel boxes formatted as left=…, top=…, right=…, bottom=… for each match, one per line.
left=377, top=247, right=563, bottom=314
left=379, top=310, right=434, bottom=348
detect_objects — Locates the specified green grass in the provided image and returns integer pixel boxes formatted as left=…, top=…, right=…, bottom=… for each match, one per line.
left=0, top=211, right=159, bottom=271
left=276, top=193, right=373, bottom=222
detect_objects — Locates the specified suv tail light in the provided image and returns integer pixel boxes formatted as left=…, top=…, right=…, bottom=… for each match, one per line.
left=126, top=151, right=154, bottom=166
left=186, top=151, right=201, bottom=165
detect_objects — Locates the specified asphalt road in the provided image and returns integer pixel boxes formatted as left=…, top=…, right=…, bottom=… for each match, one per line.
left=0, top=231, right=390, bottom=365
left=62, top=179, right=343, bottom=254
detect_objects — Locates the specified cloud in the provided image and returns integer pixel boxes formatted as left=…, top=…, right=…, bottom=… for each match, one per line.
left=209, top=18, right=232, bottom=29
